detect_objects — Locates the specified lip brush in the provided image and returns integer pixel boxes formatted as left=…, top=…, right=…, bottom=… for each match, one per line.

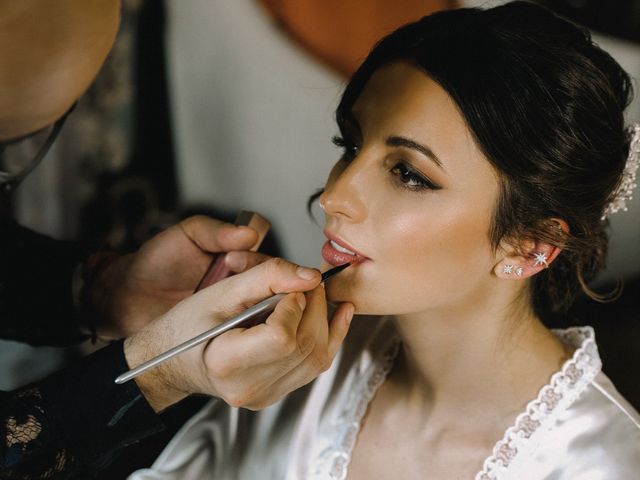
left=115, top=262, right=351, bottom=384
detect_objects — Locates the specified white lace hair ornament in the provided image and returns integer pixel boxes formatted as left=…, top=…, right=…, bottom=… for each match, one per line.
left=601, top=123, right=640, bottom=219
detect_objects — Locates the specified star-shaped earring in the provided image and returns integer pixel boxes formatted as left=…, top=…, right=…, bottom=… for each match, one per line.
left=533, top=252, right=549, bottom=268
left=502, top=264, right=514, bottom=275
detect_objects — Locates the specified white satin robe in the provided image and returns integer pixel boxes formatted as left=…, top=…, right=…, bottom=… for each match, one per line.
left=129, top=318, right=640, bottom=480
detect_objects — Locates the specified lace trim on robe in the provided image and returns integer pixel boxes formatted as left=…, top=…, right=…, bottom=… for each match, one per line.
left=312, top=336, right=402, bottom=480
left=475, top=326, right=601, bottom=479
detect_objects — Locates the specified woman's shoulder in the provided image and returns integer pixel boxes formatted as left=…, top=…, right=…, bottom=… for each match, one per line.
left=549, top=326, right=640, bottom=453
left=520, top=371, right=640, bottom=478
left=589, top=371, right=640, bottom=428
left=567, top=371, right=640, bottom=452
left=550, top=326, right=640, bottom=434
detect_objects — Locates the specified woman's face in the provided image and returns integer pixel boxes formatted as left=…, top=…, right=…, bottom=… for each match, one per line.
left=320, top=62, right=501, bottom=315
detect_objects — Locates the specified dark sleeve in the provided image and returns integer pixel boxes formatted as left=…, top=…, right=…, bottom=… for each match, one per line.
left=0, top=341, right=164, bottom=479
left=0, top=218, right=89, bottom=346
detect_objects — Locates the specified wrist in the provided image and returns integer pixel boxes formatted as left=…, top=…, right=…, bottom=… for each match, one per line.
left=123, top=335, right=187, bottom=412
left=79, top=251, right=125, bottom=340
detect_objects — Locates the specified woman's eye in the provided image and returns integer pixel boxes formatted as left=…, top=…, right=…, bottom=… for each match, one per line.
left=390, top=162, right=440, bottom=191
left=332, top=136, right=359, bottom=160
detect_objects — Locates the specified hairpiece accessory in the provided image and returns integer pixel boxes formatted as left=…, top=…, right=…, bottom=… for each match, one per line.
left=502, top=264, right=514, bottom=275
left=602, top=123, right=640, bottom=219
left=515, top=267, right=524, bottom=277
left=533, top=252, right=548, bottom=268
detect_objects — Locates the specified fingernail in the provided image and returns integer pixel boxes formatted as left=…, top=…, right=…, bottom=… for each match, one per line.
left=234, top=226, right=254, bottom=235
left=230, top=226, right=256, bottom=240
left=224, top=252, right=246, bottom=271
left=296, top=293, right=307, bottom=310
left=296, top=266, right=318, bottom=280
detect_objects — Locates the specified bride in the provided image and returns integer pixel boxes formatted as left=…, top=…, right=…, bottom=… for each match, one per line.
left=131, top=2, right=640, bottom=478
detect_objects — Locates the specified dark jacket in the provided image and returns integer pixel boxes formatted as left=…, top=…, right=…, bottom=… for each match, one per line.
left=0, top=217, right=163, bottom=478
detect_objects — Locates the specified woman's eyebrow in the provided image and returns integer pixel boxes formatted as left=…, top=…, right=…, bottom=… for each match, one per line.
left=386, top=136, right=444, bottom=170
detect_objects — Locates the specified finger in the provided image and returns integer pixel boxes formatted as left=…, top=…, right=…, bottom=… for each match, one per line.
left=326, top=302, right=355, bottom=358
left=267, top=297, right=350, bottom=386
left=180, top=215, right=259, bottom=254
left=203, top=292, right=306, bottom=373
left=201, top=293, right=348, bottom=410
left=264, top=291, right=306, bottom=341
left=231, top=286, right=329, bottom=405
left=247, top=302, right=354, bottom=409
left=238, top=287, right=323, bottom=366
left=293, top=284, right=327, bottom=358
left=198, top=257, right=321, bottom=315
left=214, top=286, right=328, bottom=372
left=224, top=251, right=272, bottom=273
left=233, top=285, right=327, bottom=366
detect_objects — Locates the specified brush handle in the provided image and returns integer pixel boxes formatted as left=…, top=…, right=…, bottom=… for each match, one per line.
left=115, top=293, right=286, bottom=384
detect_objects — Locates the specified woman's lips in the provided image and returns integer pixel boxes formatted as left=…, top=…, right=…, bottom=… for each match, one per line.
left=321, top=234, right=369, bottom=267
left=322, top=240, right=357, bottom=266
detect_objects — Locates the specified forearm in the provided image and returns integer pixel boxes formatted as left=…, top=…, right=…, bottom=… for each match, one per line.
left=76, top=250, right=125, bottom=341
left=0, top=342, right=164, bottom=478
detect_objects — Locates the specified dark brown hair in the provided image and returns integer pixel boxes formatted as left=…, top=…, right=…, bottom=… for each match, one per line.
left=320, top=1, right=633, bottom=315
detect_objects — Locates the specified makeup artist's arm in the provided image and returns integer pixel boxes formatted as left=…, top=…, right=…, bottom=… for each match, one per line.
left=1, top=255, right=353, bottom=477
left=0, top=215, right=276, bottom=478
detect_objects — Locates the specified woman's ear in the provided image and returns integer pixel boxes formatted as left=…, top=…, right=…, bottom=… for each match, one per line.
left=493, top=219, right=569, bottom=280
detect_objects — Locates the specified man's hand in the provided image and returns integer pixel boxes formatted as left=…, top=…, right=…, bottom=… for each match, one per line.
left=123, top=258, right=355, bottom=412
left=88, top=215, right=267, bottom=338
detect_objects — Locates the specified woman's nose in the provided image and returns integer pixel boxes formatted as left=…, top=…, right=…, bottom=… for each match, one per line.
left=319, top=158, right=368, bottom=222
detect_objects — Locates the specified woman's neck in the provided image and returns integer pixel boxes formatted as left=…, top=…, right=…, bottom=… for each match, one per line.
left=388, top=290, right=570, bottom=426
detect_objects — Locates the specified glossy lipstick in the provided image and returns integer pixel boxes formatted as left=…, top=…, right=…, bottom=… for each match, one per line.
left=322, top=231, right=367, bottom=266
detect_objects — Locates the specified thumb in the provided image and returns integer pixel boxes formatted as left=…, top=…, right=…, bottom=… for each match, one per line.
left=180, top=215, right=259, bottom=253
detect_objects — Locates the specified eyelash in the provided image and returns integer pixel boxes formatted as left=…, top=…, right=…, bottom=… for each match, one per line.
left=332, top=135, right=441, bottom=192
left=332, top=135, right=359, bottom=160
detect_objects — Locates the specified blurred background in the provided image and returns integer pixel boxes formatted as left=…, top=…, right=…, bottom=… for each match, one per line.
left=1, top=0, right=639, bottom=475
